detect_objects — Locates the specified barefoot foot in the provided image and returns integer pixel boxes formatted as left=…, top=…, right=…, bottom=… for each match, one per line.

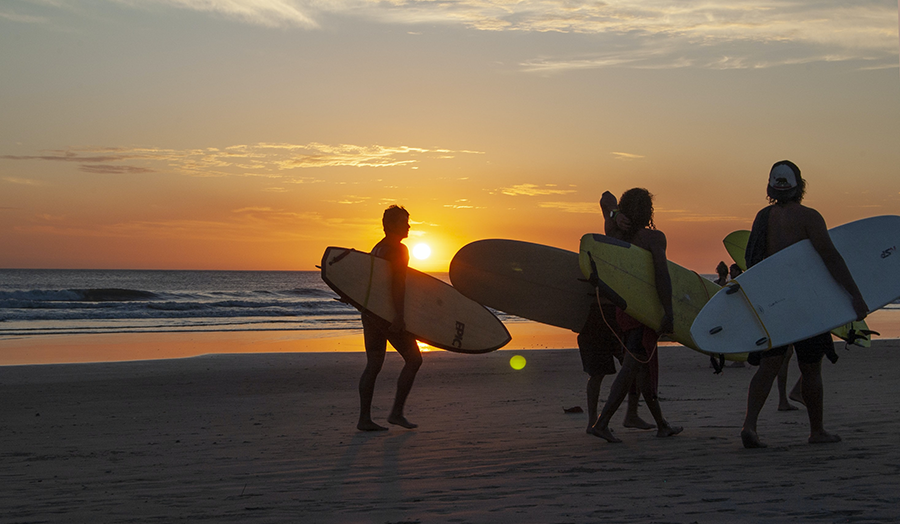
left=778, top=402, right=799, bottom=411
left=623, top=415, right=656, bottom=430
left=589, top=426, right=622, bottom=443
left=809, top=431, right=841, bottom=444
left=656, top=425, right=683, bottom=438
left=387, top=415, right=418, bottom=429
left=358, top=420, right=389, bottom=432
left=741, top=429, right=767, bottom=449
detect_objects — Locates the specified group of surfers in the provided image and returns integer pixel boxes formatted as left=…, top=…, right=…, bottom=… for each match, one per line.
left=353, top=160, right=869, bottom=450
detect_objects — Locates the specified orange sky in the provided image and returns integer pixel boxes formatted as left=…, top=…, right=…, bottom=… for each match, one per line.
left=2, top=1, right=899, bottom=274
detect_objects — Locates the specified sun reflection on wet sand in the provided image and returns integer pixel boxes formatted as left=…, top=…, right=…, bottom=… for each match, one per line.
left=2, top=309, right=898, bottom=366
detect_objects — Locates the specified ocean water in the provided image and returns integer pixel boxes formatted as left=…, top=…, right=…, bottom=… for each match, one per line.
left=1, top=269, right=897, bottom=340
left=0, top=269, right=362, bottom=337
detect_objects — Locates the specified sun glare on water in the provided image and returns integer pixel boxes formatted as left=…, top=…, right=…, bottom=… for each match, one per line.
left=412, top=243, right=431, bottom=260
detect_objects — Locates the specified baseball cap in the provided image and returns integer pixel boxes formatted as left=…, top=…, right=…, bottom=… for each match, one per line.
left=769, top=163, right=798, bottom=189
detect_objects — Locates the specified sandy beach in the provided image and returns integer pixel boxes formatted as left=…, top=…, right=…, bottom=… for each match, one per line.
left=2, top=335, right=899, bottom=523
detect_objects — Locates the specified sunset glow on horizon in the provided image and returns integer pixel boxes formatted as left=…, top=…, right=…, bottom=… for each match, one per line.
left=2, top=1, right=898, bottom=274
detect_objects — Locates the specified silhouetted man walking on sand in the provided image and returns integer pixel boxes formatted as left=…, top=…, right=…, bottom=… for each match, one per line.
left=740, top=160, right=868, bottom=449
left=357, top=205, right=423, bottom=432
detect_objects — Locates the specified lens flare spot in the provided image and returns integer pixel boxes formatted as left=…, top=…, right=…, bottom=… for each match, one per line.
left=412, top=243, right=431, bottom=260
left=510, top=355, right=526, bottom=370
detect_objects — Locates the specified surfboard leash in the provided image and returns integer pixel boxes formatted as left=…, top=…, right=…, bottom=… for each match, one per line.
left=586, top=253, right=657, bottom=365
left=595, top=287, right=658, bottom=366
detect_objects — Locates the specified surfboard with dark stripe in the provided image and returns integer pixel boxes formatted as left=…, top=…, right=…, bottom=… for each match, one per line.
left=321, top=247, right=510, bottom=354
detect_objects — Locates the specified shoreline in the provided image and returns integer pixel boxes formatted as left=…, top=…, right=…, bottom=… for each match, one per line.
left=2, top=329, right=898, bottom=367
left=3, top=307, right=899, bottom=367
left=0, top=321, right=586, bottom=367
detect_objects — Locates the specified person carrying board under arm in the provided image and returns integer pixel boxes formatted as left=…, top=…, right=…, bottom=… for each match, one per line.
left=589, top=188, right=683, bottom=443
left=357, top=205, right=423, bottom=432
left=740, top=160, right=868, bottom=449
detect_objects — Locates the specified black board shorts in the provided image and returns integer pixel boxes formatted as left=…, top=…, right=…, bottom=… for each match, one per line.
left=750, top=331, right=835, bottom=365
left=577, top=303, right=623, bottom=376
left=361, top=311, right=418, bottom=356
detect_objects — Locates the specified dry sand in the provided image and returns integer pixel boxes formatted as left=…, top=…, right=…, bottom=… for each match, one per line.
left=2, top=339, right=899, bottom=523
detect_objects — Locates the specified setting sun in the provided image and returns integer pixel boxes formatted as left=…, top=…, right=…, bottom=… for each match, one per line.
left=412, top=243, right=432, bottom=260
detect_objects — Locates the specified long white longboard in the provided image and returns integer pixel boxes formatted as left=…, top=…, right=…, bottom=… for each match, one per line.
left=691, top=216, right=900, bottom=354
left=723, top=229, right=876, bottom=347
left=321, top=247, right=511, bottom=354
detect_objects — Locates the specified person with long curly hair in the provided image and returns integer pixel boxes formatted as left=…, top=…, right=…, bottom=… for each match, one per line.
left=589, top=188, right=683, bottom=443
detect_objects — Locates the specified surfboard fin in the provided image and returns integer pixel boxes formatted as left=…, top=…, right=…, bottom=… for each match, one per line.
left=842, top=328, right=879, bottom=348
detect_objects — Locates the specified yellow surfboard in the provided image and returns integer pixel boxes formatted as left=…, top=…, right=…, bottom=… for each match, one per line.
left=722, top=230, right=750, bottom=273
left=722, top=230, right=875, bottom=348
left=579, top=233, right=747, bottom=361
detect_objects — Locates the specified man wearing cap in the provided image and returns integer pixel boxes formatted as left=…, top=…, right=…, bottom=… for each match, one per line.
left=740, top=160, right=868, bottom=449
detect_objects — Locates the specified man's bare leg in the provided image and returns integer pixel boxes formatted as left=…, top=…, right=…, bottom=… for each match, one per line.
left=387, top=343, right=422, bottom=429
left=798, top=360, right=841, bottom=444
left=358, top=344, right=388, bottom=431
left=742, top=355, right=781, bottom=448
left=632, top=363, right=682, bottom=438
left=590, top=358, right=638, bottom=443
left=586, top=374, right=603, bottom=433
left=789, top=377, right=805, bottom=406
left=777, top=347, right=799, bottom=411
left=623, top=388, right=655, bottom=429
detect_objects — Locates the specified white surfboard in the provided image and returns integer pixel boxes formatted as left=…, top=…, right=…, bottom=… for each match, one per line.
left=320, top=247, right=511, bottom=354
left=691, top=216, right=900, bottom=354
left=723, top=229, right=876, bottom=348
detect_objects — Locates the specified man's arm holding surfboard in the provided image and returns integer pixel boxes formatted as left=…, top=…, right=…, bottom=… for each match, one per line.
left=644, top=229, right=675, bottom=336
left=804, top=208, right=869, bottom=321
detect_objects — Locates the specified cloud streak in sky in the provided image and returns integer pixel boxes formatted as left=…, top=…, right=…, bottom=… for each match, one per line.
left=611, top=152, right=645, bottom=161
left=10, top=1, right=895, bottom=70
left=499, top=184, right=576, bottom=197
left=134, top=1, right=897, bottom=67
left=132, top=0, right=319, bottom=28
left=2, top=176, right=46, bottom=186
left=2, top=143, right=481, bottom=180
left=538, top=201, right=601, bottom=214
